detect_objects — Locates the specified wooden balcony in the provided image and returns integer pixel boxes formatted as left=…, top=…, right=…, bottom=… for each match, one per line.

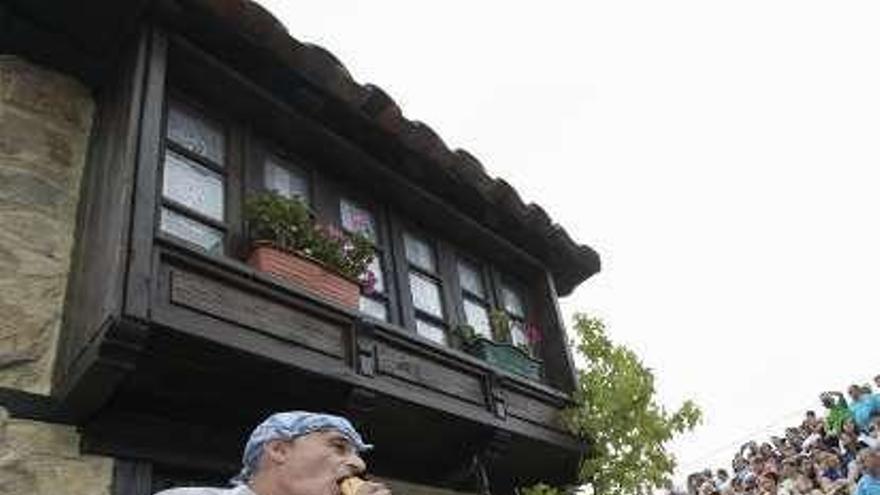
left=57, top=239, right=584, bottom=492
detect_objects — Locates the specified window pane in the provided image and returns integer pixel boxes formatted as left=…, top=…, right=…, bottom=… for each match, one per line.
left=163, top=150, right=224, bottom=221
left=365, top=256, right=385, bottom=294
left=463, top=299, right=491, bottom=339
left=340, top=199, right=377, bottom=243
left=409, top=271, right=443, bottom=318
left=359, top=296, right=388, bottom=321
left=416, top=319, right=448, bottom=346
left=510, top=320, right=527, bottom=348
left=404, top=232, right=435, bottom=272
left=167, top=103, right=224, bottom=164
left=457, top=260, right=484, bottom=298
left=502, top=285, right=526, bottom=318
left=160, top=208, right=224, bottom=254
left=265, top=155, right=309, bottom=204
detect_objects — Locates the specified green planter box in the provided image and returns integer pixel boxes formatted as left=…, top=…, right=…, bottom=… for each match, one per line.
left=465, top=338, right=542, bottom=381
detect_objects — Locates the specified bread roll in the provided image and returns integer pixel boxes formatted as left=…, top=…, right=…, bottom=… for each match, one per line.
left=340, top=477, right=366, bottom=495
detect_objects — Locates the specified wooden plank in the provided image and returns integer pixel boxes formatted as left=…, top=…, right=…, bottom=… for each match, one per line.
left=124, top=28, right=167, bottom=320
left=56, top=29, right=148, bottom=389
left=536, top=271, right=578, bottom=393
left=168, top=268, right=347, bottom=358
left=504, top=388, right=566, bottom=431
left=376, top=342, right=485, bottom=406
left=112, top=461, right=153, bottom=495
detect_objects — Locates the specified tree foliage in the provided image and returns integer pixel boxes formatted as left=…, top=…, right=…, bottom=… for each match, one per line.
left=522, top=314, right=702, bottom=495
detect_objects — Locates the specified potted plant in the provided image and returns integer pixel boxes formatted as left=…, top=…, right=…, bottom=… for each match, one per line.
left=455, top=312, right=543, bottom=381
left=244, top=192, right=374, bottom=309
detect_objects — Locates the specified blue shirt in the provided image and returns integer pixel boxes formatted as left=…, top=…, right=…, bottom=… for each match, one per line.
left=856, top=474, right=880, bottom=495
left=850, top=394, right=880, bottom=431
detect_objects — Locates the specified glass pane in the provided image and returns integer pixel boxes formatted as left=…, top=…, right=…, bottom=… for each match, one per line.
left=463, top=299, right=491, bottom=339
left=340, top=199, right=377, bottom=243
left=160, top=208, right=224, bottom=254
left=416, top=319, right=448, bottom=346
left=163, top=150, right=224, bottom=221
left=502, top=284, right=526, bottom=318
left=510, top=320, right=527, bottom=348
left=265, top=155, right=309, bottom=204
left=167, top=103, right=225, bottom=164
left=404, top=232, right=435, bottom=272
left=364, top=256, right=385, bottom=294
left=457, top=260, right=484, bottom=298
left=409, top=272, right=444, bottom=318
left=359, top=296, right=388, bottom=321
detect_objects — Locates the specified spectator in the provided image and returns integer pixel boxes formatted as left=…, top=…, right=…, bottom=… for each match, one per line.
left=849, top=385, right=880, bottom=432
left=777, top=460, right=797, bottom=495
left=816, top=452, right=847, bottom=494
left=793, top=473, right=819, bottom=495
left=855, top=450, right=880, bottom=495
left=821, top=392, right=851, bottom=437
left=758, top=472, right=778, bottom=495
left=718, top=469, right=731, bottom=492
left=803, top=411, right=822, bottom=433
left=689, top=378, right=880, bottom=495
left=859, top=418, right=880, bottom=450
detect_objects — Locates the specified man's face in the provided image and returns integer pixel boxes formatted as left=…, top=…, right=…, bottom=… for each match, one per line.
left=849, top=386, right=862, bottom=401
left=264, top=430, right=366, bottom=495
left=757, top=475, right=776, bottom=494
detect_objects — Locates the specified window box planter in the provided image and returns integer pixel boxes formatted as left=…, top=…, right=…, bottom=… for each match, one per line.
left=464, top=338, right=542, bottom=381
left=247, top=244, right=360, bottom=309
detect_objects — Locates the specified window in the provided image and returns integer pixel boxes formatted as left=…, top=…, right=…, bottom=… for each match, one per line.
left=457, top=259, right=492, bottom=339
left=264, top=153, right=310, bottom=205
left=501, top=282, right=529, bottom=349
left=159, top=101, right=227, bottom=254
left=404, top=232, right=447, bottom=345
left=340, top=198, right=388, bottom=321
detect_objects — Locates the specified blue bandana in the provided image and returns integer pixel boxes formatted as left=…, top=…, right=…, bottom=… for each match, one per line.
left=232, top=411, right=372, bottom=485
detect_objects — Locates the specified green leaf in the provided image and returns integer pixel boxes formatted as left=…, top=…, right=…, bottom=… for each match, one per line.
left=523, top=314, right=702, bottom=495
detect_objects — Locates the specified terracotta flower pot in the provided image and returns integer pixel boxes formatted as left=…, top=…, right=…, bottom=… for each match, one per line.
left=247, top=245, right=360, bottom=309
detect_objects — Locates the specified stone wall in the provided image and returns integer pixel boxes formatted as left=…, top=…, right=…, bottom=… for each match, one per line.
left=0, top=57, right=114, bottom=495
left=0, top=407, right=113, bottom=495
left=0, top=55, right=94, bottom=395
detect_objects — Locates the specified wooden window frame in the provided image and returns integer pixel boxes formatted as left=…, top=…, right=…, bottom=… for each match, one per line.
left=247, top=136, right=316, bottom=211
left=493, top=271, right=535, bottom=353
left=452, top=254, right=496, bottom=342
left=336, top=194, right=398, bottom=325
left=157, top=94, right=239, bottom=255
left=390, top=217, right=461, bottom=345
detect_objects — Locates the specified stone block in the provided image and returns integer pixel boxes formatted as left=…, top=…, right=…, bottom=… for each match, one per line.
left=0, top=56, right=94, bottom=395
left=0, top=56, right=93, bottom=131
left=0, top=408, right=114, bottom=495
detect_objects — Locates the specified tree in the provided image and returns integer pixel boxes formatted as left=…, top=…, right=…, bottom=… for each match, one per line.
left=522, top=314, right=702, bottom=495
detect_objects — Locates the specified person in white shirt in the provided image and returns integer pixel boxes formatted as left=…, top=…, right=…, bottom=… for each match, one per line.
left=154, top=411, right=391, bottom=495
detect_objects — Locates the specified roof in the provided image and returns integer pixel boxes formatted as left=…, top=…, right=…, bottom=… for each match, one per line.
left=6, top=0, right=601, bottom=295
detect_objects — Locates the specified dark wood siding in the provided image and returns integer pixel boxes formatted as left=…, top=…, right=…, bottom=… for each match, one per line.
left=55, top=30, right=148, bottom=387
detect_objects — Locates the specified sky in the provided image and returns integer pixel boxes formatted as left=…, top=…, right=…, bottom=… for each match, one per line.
left=256, top=0, right=880, bottom=485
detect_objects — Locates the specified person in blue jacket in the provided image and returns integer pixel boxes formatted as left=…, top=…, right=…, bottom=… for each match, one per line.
left=848, top=384, right=880, bottom=432
left=855, top=450, right=880, bottom=495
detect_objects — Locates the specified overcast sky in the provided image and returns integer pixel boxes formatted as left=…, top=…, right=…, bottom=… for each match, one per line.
left=257, top=0, right=880, bottom=485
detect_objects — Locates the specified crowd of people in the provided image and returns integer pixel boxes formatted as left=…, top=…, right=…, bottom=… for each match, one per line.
left=685, top=376, right=880, bottom=495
